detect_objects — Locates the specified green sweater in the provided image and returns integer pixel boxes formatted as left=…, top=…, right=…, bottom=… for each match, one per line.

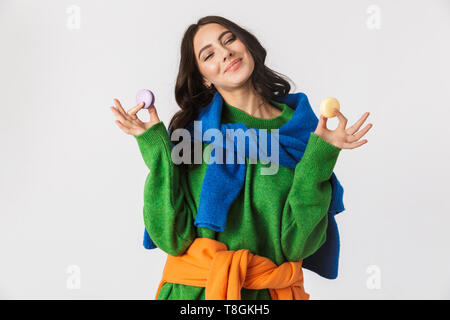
left=135, top=99, right=341, bottom=300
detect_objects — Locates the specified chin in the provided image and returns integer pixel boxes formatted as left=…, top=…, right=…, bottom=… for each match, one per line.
left=228, top=77, right=253, bottom=89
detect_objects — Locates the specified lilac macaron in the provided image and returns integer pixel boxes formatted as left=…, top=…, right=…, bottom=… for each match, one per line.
left=136, top=89, right=155, bottom=109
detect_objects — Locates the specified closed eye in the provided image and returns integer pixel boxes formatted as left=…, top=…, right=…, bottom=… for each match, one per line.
left=225, top=36, right=235, bottom=44
left=204, top=36, right=236, bottom=61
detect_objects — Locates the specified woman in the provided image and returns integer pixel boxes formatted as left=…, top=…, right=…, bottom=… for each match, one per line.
left=110, top=16, right=373, bottom=300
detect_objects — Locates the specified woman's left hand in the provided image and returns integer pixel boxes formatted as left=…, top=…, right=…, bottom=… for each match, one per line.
left=313, top=108, right=373, bottom=149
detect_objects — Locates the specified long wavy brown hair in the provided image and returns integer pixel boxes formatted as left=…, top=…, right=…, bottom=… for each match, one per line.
left=168, top=15, right=296, bottom=170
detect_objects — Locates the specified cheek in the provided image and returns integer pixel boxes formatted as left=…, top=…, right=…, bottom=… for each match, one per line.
left=201, top=62, right=221, bottom=77
left=236, top=43, right=253, bottom=68
left=236, top=41, right=249, bottom=55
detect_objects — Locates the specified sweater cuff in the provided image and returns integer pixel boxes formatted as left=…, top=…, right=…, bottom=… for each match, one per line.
left=297, top=132, right=341, bottom=177
left=134, top=121, right=174, bottom=168
left=310, top=132, right=342, bottom=156
left=134, top=121, right=169, bottom=147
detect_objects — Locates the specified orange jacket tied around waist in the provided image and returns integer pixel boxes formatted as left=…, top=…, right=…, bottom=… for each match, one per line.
left=155, top=238, right=310, bottom=300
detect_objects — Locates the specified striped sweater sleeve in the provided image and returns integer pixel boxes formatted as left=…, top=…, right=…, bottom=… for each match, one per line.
left=281, top=132, right=341, bottom=261
left=134, top=121, right=195, bottom=256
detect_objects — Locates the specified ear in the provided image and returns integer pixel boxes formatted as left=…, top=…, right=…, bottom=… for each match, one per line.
left=203, top=77, right=211, bottom=87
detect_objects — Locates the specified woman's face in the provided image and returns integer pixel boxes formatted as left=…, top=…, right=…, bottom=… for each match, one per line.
left=193, top=23, right=254, bottom=91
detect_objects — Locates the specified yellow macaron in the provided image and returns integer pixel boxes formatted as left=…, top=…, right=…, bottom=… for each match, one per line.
left=320, top=97, right=340, bottom=118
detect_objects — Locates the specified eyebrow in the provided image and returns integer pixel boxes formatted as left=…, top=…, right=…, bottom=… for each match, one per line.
left=197, top=30, right=232, bottom=60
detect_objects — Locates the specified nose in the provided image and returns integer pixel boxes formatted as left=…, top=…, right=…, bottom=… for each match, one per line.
left=223, top=51, right=233, bottom=62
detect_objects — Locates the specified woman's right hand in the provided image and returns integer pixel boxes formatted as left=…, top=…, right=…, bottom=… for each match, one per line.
left=110, top=98, right=161, bottom=137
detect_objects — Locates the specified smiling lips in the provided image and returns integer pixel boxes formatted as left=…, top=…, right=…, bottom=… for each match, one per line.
left=225, top=58, right=242, bottom=73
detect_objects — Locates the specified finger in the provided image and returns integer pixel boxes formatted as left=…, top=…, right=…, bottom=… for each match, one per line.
left=347, top=112, right=370, bottom=135
left=343, top=139, right=368, bottom=149
left=110, top=106, right=128, bottom=123
left=318, top=115, right=328, bottom=129
left=334, top=108, right=348, bottom=129
left=115, top=120, right=130, bottom=134
left=113, top=98, right=127, bottom=117
left=148, top=104, right=160, bottom=122
left=348, top=123, right=373, bottom=142
left=127, top=102, right=145, bottom=117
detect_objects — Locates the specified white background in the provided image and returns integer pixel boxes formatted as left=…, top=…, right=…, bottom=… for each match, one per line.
left=1, top=0, right=449, bottom=299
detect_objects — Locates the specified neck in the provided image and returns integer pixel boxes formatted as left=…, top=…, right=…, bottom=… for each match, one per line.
left=217, top=82, right=276, bottom=118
